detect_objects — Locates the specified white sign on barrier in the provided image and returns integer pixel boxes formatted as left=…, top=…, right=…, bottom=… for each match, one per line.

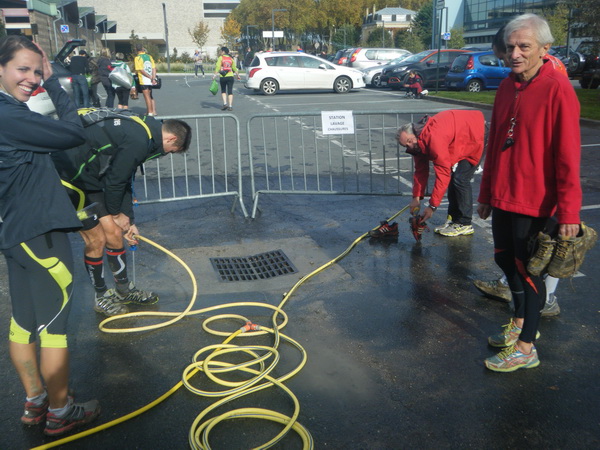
left=321, top=110, right=354, bottom=135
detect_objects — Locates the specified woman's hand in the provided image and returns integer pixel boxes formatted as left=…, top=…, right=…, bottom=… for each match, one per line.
left=34, top=42, right=53, bottom=81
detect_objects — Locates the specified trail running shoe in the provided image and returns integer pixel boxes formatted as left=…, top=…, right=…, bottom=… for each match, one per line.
left=44, top=399, right=100, bottom=437
left=484, top=344, right=540, bottom=372
left=437, top=223, right=474, bottom=237
left=547, top=223, right=598, bottom=278
left=368, top=221, right=399, bottom=238
left=116, top=281, right=159, bottom=305
left=94, top=289, right=128, bottom=317
left=527, top=231, right=556, bottom=276
left=473, top=278, right=511, bottom=303
left=488, top=318, right=540, bottom=348
left=541, top=293, right=561, bottom=317
left=21, top=397, right=49, bottom=425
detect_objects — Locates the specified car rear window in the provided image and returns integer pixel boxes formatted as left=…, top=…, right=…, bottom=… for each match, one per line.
left=450, top=55, right=469, bottom=71
left=479, top=54, right=499, bottom=66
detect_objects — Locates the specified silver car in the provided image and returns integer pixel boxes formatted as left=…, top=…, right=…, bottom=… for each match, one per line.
left=361, top=53, right=412, bottom=88
left=346, top=47, right=411, bottom=70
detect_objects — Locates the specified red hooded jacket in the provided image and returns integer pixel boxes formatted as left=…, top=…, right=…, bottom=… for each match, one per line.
left=412, top=109, right=485, bottom=207
left=478, top=60, right=581, bottom=224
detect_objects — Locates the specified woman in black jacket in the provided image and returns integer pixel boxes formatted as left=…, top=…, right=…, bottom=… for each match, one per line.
left=97, top=47, right=115, bottom=108
left=0, top=35, right=100, bottom=436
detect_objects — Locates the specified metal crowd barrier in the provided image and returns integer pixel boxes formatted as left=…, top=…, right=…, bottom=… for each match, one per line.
left=134, top=113, right=249, bottom=217
left=247, top=111, right=428, bottom=218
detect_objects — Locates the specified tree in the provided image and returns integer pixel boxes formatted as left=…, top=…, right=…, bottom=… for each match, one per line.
left=129, top=30, right=161, bottom=62
left=189, top=20, right=210, bottom=50
left=543, top=3, right=570, bottom=46
left=0, top=18, right=6, bottom=39
left=447, top=27, right=465, bottom=49
left=366, top=28, right=393, bottom=47
left=331, top=24, right=360, bottom=50
left=568, top=0, right=600, bottom=44
left=412, top=0, right=434, bottom=49
left=395, top=29, right=425, bottom=53
left=221, top=16, right=241, bottom=49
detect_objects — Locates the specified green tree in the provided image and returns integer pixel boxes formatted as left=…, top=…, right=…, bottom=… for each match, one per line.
left=366, top=28, right=393, bottom=47
left=543, top=3, right=570, bottom=46
left=569, top=0, right=600, bottom=44
left=221, top=16, right=242, bottom=49
left=447, top=27, right=465, bottom=49
left=331, top=24, right=360, bottom=50
left=189, top=20, right=210, bottom=50
left=129, top=30, right=161, bottom=62
left=395, top=29, right=425, bottom=53
left=413, top=0, right=434, bottom=48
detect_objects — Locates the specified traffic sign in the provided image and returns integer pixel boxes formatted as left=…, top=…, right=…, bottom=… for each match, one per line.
left=442, top=32, right=451, bottom=41
left=60, top=24, right=69, bottom=33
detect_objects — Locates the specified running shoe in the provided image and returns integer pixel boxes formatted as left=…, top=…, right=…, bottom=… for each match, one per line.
left=368, top=221, right=399, bottom=238
left=21, top=397, right=49, bottom=425
left=527, top=231, right=556, bottom=276
left=484, top=344, right=540, bottom=372
left=94, top=290, right=128, bottom=317
left=434, top=215, right=453, bottom=234
left=437, top=223, right=474, bottom=237
left=473, top=278, right=511, bottom=303
left=44, top=399, right=100, bottom=437
left=116, top=282, right=159, bottom=305
left=488, top=318, right=540, bottom=348
left=541, top=293, right=560, bottom=317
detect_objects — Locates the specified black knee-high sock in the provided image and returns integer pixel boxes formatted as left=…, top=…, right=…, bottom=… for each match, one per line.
left=105, top=247, right=129, bottom=293
left=84, top=255, right=107, bottom=294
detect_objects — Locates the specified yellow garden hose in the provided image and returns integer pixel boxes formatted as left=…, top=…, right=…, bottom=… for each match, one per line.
left=31, top=204, right=410, bottom=450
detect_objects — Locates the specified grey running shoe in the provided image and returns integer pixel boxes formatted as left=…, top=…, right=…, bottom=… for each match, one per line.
left=94, top=289, right=128, bottom=317
left=44, top=399, right=100, bottom=437
left=21, top=397, right=49, bottom=425
left=488, top=318, right=540, bottom=348
left=116, top=281, right=159, bottom=305
left=527, top=231, right=556, bottom=276
left=437, top=223, right=474, bottom=237
left=541, top=293, right=561, bottom=317
left=473, top=278, right=511, bottom=303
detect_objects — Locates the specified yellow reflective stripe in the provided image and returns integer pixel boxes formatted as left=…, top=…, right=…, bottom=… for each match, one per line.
left=39, top=329, right=68, bottom=348
left=60, top=179, right=86, bottom=211
left=19, top=243, right=73, bottom=291
left=9, top=317, right=31, bottom=344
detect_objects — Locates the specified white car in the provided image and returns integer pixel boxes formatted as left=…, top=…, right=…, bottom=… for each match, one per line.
left=244, top=51, right=365, bottom=95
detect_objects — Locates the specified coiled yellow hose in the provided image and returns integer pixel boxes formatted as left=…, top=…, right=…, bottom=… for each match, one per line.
left=31, top=205, right=410, bottom=450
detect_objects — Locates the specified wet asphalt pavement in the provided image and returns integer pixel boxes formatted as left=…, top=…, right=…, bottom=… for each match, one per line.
left=1, top=87, right=599, bottom=449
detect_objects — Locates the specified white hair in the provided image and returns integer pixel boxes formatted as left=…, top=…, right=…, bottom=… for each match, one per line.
left=504, top=13, right=554, bottom=46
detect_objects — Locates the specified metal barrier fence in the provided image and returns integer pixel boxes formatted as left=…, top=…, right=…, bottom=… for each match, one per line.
left=247, top=111, right=429, bottom=218
left=134, top=113, right=249, bottom=217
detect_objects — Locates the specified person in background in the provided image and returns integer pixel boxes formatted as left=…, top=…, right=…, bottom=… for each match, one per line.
left=193, top=49, right=205, bottom=78
left=477, top=14, right=582, bottom=372
left=68, top=49, right=90, bottom=108
left=0, top=35, right=100, bottom=437
left=244, top=46, right=254, bottom=69
left=134, top=44, right=157, bottom=116
left=403, top=71, right=425, bottom=98
left=213, top=46, right=240, bottom=111
left=87, top=51, right=101, bottom=107
left=97, top=47, right=115, bottom=108
left=111, top=52, right=134, bottom=109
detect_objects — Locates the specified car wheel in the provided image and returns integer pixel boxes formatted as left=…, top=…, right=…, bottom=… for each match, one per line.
left=580, top=78, right=591, bottom=89
left=334, top=76, right=352, bottom=93
left=568, top=52, right=586, bottom=75
left=466, top=79, right=483, bottom=92
left=260, top=78, right=278, bottom=95
left=591, top=79, right=600, bottom=89
left=372, top=73, right=382, bottom=88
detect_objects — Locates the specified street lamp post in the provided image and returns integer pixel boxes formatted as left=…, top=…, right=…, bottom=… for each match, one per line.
left=162, top=3, right=170, bottom=72
left=271, top=8, right=287, bottom=50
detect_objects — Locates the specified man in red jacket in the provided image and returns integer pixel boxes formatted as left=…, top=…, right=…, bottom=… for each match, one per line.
left=396, top=109, right=486, bottom=237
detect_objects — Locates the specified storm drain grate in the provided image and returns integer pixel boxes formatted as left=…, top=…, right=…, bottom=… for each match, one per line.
left=210, top=249, right=298, bottom=282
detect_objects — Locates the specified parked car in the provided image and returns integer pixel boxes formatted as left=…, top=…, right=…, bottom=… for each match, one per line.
left=26, top=39, right=86, bottom=115
left=244, top=51, right=365, bottom=95
left=445, top=51, right=510, bottom=92
left=332, top=48, right=354, bottom=65
left=346, top=47, right=411, bottom=70
left=380, top=49, right=470, bottom=90
left=361, top=53, right=412, bottom=87
left=567, top=41, right=600, bottom=89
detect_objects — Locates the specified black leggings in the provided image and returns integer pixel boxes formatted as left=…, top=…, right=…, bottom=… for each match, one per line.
left=220, top=76, right=234, bottom=95
left=2, top=232, right=74, bottom=347
left=491, top=208, right=547, bottom=343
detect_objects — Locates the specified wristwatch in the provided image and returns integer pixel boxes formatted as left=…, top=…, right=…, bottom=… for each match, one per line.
left=426, top=202, right=437, bottom=211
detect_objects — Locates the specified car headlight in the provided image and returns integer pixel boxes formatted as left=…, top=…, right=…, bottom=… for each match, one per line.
left=392, top=67, right=408, bottom=74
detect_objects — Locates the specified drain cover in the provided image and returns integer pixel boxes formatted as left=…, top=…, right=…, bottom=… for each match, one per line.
left=210, top=249, right=298, bottom=282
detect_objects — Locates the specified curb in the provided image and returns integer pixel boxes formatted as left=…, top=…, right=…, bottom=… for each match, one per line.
left=425, top=95, right=600, bottom=129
